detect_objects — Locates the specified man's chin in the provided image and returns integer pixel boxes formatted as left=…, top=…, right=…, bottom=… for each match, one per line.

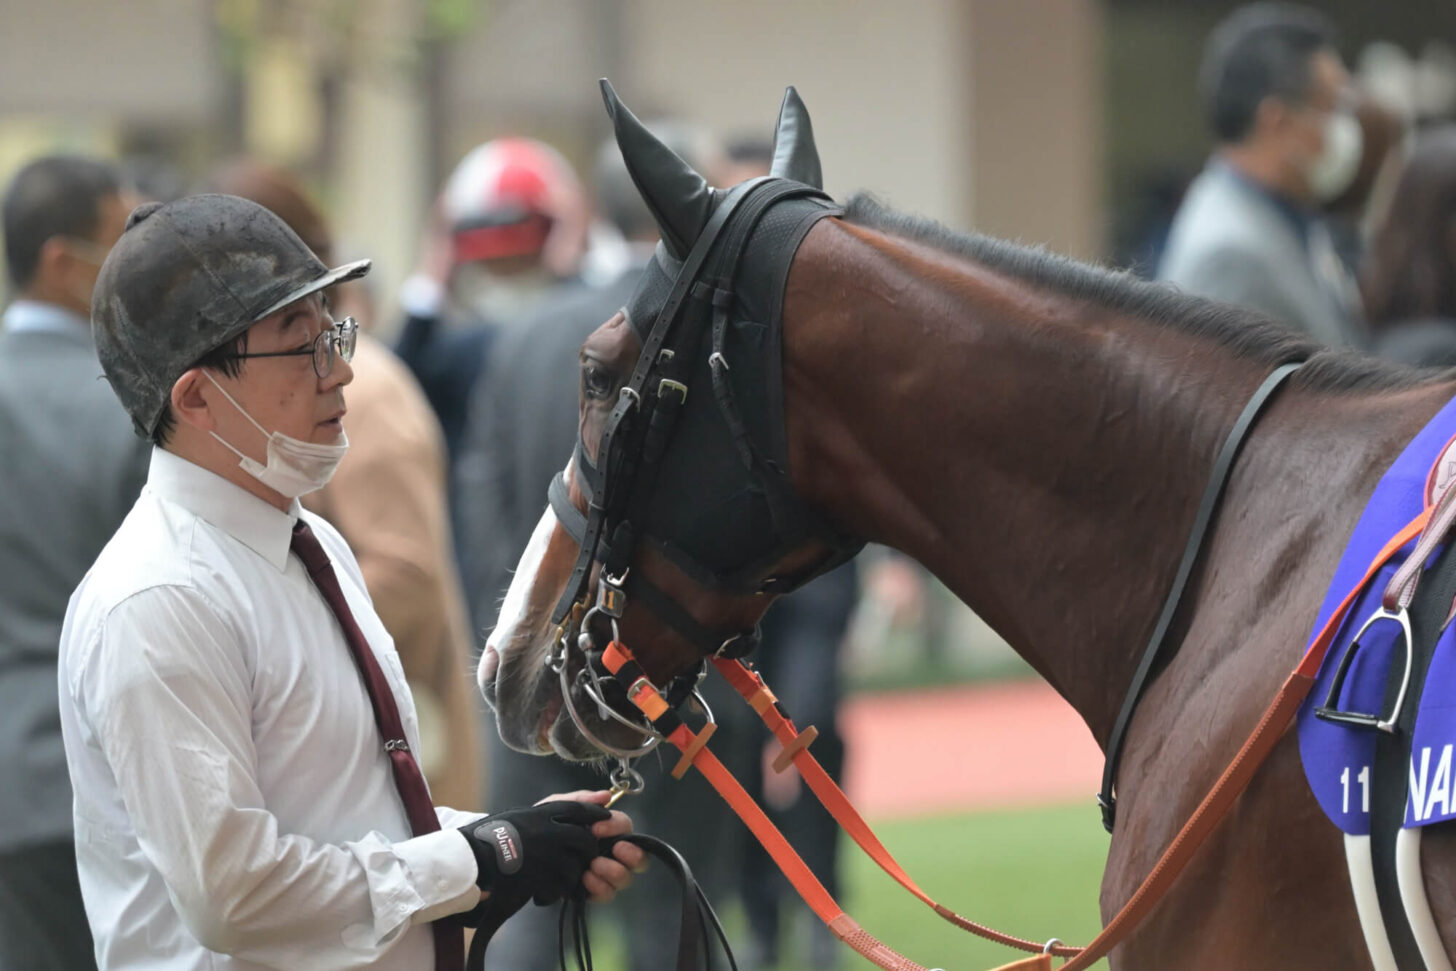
left=313, top=420, right=346, bottom=441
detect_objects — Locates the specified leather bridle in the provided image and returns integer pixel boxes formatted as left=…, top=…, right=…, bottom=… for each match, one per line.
left=543, top=175, right=862, bottom=760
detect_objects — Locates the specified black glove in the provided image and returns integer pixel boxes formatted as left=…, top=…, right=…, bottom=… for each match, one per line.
left=459, top=801, right=610, bottom=907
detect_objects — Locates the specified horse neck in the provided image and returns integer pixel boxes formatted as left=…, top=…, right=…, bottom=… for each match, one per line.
left=779, top=218, right=1291, bottom=742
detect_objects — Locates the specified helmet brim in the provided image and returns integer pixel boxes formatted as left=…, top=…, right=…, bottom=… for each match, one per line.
left=254, top=258, right=372, bottom=321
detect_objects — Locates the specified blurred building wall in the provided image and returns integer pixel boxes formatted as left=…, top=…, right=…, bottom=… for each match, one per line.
left=0, top=0, right=217, bottom=121
left=0, top=0, right=1105, bottom=315
left=443, top=0, right=1102, bottom=257
left=621, top=0, right=975, bottom=232
left=966, top=0, right=1103, bottom=261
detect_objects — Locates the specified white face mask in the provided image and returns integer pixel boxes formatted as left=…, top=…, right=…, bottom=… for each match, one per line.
left=1306, top=109, right=1364, bottom=203
left=204, top=371, right=348, bottom=497
left=452, top=262, right=554, bottom=322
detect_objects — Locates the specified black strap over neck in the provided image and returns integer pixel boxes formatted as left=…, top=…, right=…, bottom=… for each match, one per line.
left=1099, top=361, right=1303, bottom=832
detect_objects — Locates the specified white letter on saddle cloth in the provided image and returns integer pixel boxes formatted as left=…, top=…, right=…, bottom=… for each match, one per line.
left=1425, top=746, right=1453, bottom=822
left=1346, top=833, right=1399, bottom=971
left=1412, top=747, right=1433, bottom=824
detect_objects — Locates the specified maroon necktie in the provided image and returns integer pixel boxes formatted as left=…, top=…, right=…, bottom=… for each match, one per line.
left=291, top=520, right=464, bottom=971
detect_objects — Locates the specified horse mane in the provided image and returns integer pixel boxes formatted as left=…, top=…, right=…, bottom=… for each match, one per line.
left=842, top=193, right=1436, bottom=394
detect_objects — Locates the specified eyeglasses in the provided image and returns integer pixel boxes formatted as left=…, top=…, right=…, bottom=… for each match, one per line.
left=235, top=317, right=358, bottom=378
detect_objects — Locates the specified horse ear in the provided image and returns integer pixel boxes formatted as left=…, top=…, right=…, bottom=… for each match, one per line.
left=599, top=78, right=712, bottom=261
left=769, top=86, right=822, bottom=189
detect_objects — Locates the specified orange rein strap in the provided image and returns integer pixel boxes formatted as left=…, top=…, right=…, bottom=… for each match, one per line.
left=710, top=655, right=1081, bottom=957
left=599, top=643, right=934, bottom=971
left=603, top=507, right=1426, bottom=969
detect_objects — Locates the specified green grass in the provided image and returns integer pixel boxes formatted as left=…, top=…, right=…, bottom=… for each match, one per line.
left=830, top=804, right=1110, bottom=971
left=582, top=802, right=1110, bottom=970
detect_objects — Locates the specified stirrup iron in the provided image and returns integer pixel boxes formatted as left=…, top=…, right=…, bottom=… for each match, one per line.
left=1314, top=607, right=1413, bottom=734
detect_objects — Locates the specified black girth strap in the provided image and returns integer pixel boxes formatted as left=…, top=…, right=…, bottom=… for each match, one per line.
left=1098, top=360, right=1304, bottom=832
left=1370, top=538, right=1456, bottom=970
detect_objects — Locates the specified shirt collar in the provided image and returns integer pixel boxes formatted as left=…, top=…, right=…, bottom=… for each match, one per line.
left=1, top=299, right=92, bottom=340
left=147, top=447, right=302, bottom=572
left=1212, top=158, right=1312, bottom=246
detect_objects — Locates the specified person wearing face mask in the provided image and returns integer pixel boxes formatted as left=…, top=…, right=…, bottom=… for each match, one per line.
left=206, top=160, right=482, bottom=815
left=0, top=154, right=143, bottom=971
left=57, top=194, right=645, bottom=970
left=1158, top=2, right=1368, bottom=348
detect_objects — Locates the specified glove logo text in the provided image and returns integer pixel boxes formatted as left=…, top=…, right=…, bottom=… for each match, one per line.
left=485, top=820, right=523, bottom=874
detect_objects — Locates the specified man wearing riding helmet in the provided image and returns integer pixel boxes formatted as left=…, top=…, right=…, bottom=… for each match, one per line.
left=57, top=193, right=643, bottom=970
left=395, top=136, right=589, bottom=469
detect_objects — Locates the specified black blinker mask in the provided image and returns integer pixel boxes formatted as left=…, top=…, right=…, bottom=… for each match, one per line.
left=548, top=81, right=864, bottom=661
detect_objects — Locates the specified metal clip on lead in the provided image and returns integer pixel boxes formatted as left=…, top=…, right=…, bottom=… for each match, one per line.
left=606, top=759, right=646, bottom=808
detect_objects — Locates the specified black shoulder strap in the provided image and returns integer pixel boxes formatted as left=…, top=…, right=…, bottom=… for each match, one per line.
left=1099, top=361, right=1302, bottom=832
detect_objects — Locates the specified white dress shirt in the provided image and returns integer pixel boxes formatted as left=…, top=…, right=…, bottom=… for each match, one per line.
left=58, top=447, right=483, bottom=970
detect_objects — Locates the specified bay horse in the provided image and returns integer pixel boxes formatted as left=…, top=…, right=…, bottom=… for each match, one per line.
left=476, top=83, right=1456, bottom=968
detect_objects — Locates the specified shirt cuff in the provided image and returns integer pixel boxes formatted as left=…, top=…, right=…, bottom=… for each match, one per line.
left=397, top=829, right=481, bottom=924
left=435, top=807, right=487, bottom=831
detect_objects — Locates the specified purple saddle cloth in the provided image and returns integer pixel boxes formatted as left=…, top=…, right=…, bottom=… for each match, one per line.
left=1298, top=393, right=1456, bottom=834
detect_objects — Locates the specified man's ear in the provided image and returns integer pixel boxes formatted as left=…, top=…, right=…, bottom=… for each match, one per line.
left=1254, top=95, right=1295, bottom=140
left=31, top=237, right=70, bottom=288
left=170, top=368, right=217, bottom=434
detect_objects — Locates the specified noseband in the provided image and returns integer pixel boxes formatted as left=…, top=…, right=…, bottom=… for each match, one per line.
left=544, top=176, right=862, bottom=757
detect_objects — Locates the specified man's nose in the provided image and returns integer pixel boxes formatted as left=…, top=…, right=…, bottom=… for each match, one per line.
left=324, top=349, right=354, bottom=389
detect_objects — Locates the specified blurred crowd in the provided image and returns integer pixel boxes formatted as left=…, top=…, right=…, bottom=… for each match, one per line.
left=6, top=2, right=1456, bottom=970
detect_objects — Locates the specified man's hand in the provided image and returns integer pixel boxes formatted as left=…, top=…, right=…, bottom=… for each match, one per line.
left=459, top=800, right=606, bottom=905
left=538, top=789, right=647, bottom=903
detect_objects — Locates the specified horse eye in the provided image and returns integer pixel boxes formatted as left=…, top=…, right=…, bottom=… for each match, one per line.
left=583, top=364, right=614, bottom=400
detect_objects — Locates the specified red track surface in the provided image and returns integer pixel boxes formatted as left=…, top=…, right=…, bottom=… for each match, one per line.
left=840, top=679, right=1103, bottom=818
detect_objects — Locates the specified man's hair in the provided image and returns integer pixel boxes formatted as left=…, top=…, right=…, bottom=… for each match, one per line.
left=149, top=333, right=249, bottom=447
left=2, top=154, right=120, bottom=290
left=1198, top=2, right=1337, bottom=144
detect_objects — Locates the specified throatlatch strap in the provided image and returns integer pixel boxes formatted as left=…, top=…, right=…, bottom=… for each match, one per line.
left=1100, top=361, right=1303, bottom=832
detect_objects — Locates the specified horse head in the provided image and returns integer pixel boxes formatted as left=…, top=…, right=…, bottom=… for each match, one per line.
left=479, top=82, right=856, bottom=762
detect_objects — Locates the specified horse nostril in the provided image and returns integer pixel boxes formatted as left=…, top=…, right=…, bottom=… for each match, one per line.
left=478, top=645, right=500, bottom=692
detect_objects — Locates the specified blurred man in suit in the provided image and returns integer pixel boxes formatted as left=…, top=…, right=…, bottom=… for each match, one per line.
left=0, top=154, right=143, bottom=971
left=1158, top=2, right=1366, bottom=347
